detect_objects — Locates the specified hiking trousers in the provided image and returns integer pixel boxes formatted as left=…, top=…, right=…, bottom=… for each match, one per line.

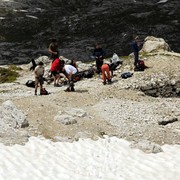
left=96, top=57, right=103, bottom=74
left=101, top=64, right=111, bottom=82
left=134, top=51, right=139, bottom=66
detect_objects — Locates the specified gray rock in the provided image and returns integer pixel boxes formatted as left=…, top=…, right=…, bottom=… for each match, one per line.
left=54, top=114, right=77, bottom=125
left=0, top=100, right=29, bottom=128
left=64, top=108, right=87, bottom=117
left=130, top=140, right=163, bottom=154
left=53, top=136, right=72, bottom=142
left=141, top=36, right=171, bottom=53
left=158, top=116, right=178, bottom=125
left=74, top=131, right=92, bottom=141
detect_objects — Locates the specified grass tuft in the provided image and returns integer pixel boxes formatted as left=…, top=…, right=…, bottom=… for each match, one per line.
left=0, top=67, right=20, bottom=83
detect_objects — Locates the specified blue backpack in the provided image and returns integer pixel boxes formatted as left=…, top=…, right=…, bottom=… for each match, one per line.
left=121, top=72, right=133, bottom=79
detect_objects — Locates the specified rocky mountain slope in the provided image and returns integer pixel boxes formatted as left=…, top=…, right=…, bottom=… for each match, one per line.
left=0, top=37, right=180, bottom=147
left=0, top=0, right=180, bottom=64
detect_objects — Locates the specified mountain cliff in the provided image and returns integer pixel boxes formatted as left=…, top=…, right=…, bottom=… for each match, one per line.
left=0, top=0, right=180, bottom=64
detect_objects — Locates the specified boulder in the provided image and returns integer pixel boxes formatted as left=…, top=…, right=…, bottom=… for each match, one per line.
left=64, top=108, right=87, bottom=117
left=0, top=100, right=29, bottom=129
left=54, top=114, right=77, bottom=125
left=0, top=100, right=29, bottom=145
left=141, top=36, right=171, bottom=53
left=35, top=56, right=50, bottom=65
left=130, top=140, right=163, bottom=153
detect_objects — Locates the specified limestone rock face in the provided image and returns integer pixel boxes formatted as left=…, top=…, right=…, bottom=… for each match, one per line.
left=141, top=36, right=171, bottom=53
left=0, top=0, right=180, bottom=64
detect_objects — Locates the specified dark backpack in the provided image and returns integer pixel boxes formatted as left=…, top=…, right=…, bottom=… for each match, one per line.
left=26, top=80, right=35, bottom=88
left=121, top=72, right=133, bottom=79
left=109, top=61, right=122, bottom=71
left=40, top=88, right=49, bottom=95
left=135, top=60, right=147, bottom=71
left=74, top=72, right=84, bottom=81
left=74, top=68, right=94, bottom=81
left=83, top=68, right=94, bottom=78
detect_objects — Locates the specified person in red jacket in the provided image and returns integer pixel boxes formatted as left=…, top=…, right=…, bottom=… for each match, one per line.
left=101, top=63, right=112, bottom=85
left=50, top=58, right=61, bottom=87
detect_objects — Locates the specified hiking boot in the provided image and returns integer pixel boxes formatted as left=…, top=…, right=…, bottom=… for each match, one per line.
left=103, top=81, right=106, bottom=85
left=108, top=79, right=112, bottom=84
left=71, top=87, right=75, bottom=92
left=57, top=83, right=62, bottom=87
left=63, top=81, right=68, bottom=85
left=35, top=90, right=37, bottom=95
left=64, top=87, right=71, bottom=92
left=54, top=83, right=61, bottom=87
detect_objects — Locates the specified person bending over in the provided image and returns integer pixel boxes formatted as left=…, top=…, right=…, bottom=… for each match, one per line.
left=50, top=58, right=62, bottom=87
left=63, top=64, right=77, bottom=92
left=101, top=63, right=112, bottom=85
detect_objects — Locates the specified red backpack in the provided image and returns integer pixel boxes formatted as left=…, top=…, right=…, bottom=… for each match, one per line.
left=40, top=88, right=49, bottom=95
left=137, top=60, right=147, bottom=71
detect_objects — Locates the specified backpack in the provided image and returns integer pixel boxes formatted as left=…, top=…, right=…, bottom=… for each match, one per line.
left=26, top=80, right=35, bottom=88
left=40, top=88, right=49, bottom=95
left=83, top=68, right=94, bottom=78
left=74, top=72, right=84, bottom=81
left=135, top=60, right=147, bottom=71
left=109, top=61, right=122, bottom=71
left=121, top=72, right=133, bottom=79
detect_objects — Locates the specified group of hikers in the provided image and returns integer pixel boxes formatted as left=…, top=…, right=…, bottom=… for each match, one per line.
left=33, top=36, right=142, bottom=95
left=34, top=57, right=78, bottom=95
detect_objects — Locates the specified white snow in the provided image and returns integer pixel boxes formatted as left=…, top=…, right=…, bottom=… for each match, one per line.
left=0, top=136, right=180, bottom=180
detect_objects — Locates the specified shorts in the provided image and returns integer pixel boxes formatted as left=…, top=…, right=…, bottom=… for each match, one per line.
left=51, top=71, right=59, bottom=76
left=35, top=76, right=44, bottom=86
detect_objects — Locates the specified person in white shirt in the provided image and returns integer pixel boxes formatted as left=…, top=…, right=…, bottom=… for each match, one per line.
left=34, top=61, right=44, bottom=95
left=63, top=64, right=77, bottom=92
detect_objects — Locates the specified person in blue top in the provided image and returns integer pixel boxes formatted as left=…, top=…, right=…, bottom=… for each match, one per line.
left=131, top=36, right=140, bottom=69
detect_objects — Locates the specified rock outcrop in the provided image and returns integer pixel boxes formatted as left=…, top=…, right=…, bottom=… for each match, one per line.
left=141, top=36, right=171, bottom=53
left=130, top=140, right=163, bottom=154
left=0, top=100, right=29, bottom=145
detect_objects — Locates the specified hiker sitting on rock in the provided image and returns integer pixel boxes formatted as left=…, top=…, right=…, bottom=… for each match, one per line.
left=62, top=63, right=77, bottom=92
left=34, top=61, right=44, bottom=95
left=48, top=38, right=59, bottom=61
left=101, top=63, right=112, bottom=85
left=109, top=53, right=122, bottom=77
left=70, top=58, right=78, bottom=72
